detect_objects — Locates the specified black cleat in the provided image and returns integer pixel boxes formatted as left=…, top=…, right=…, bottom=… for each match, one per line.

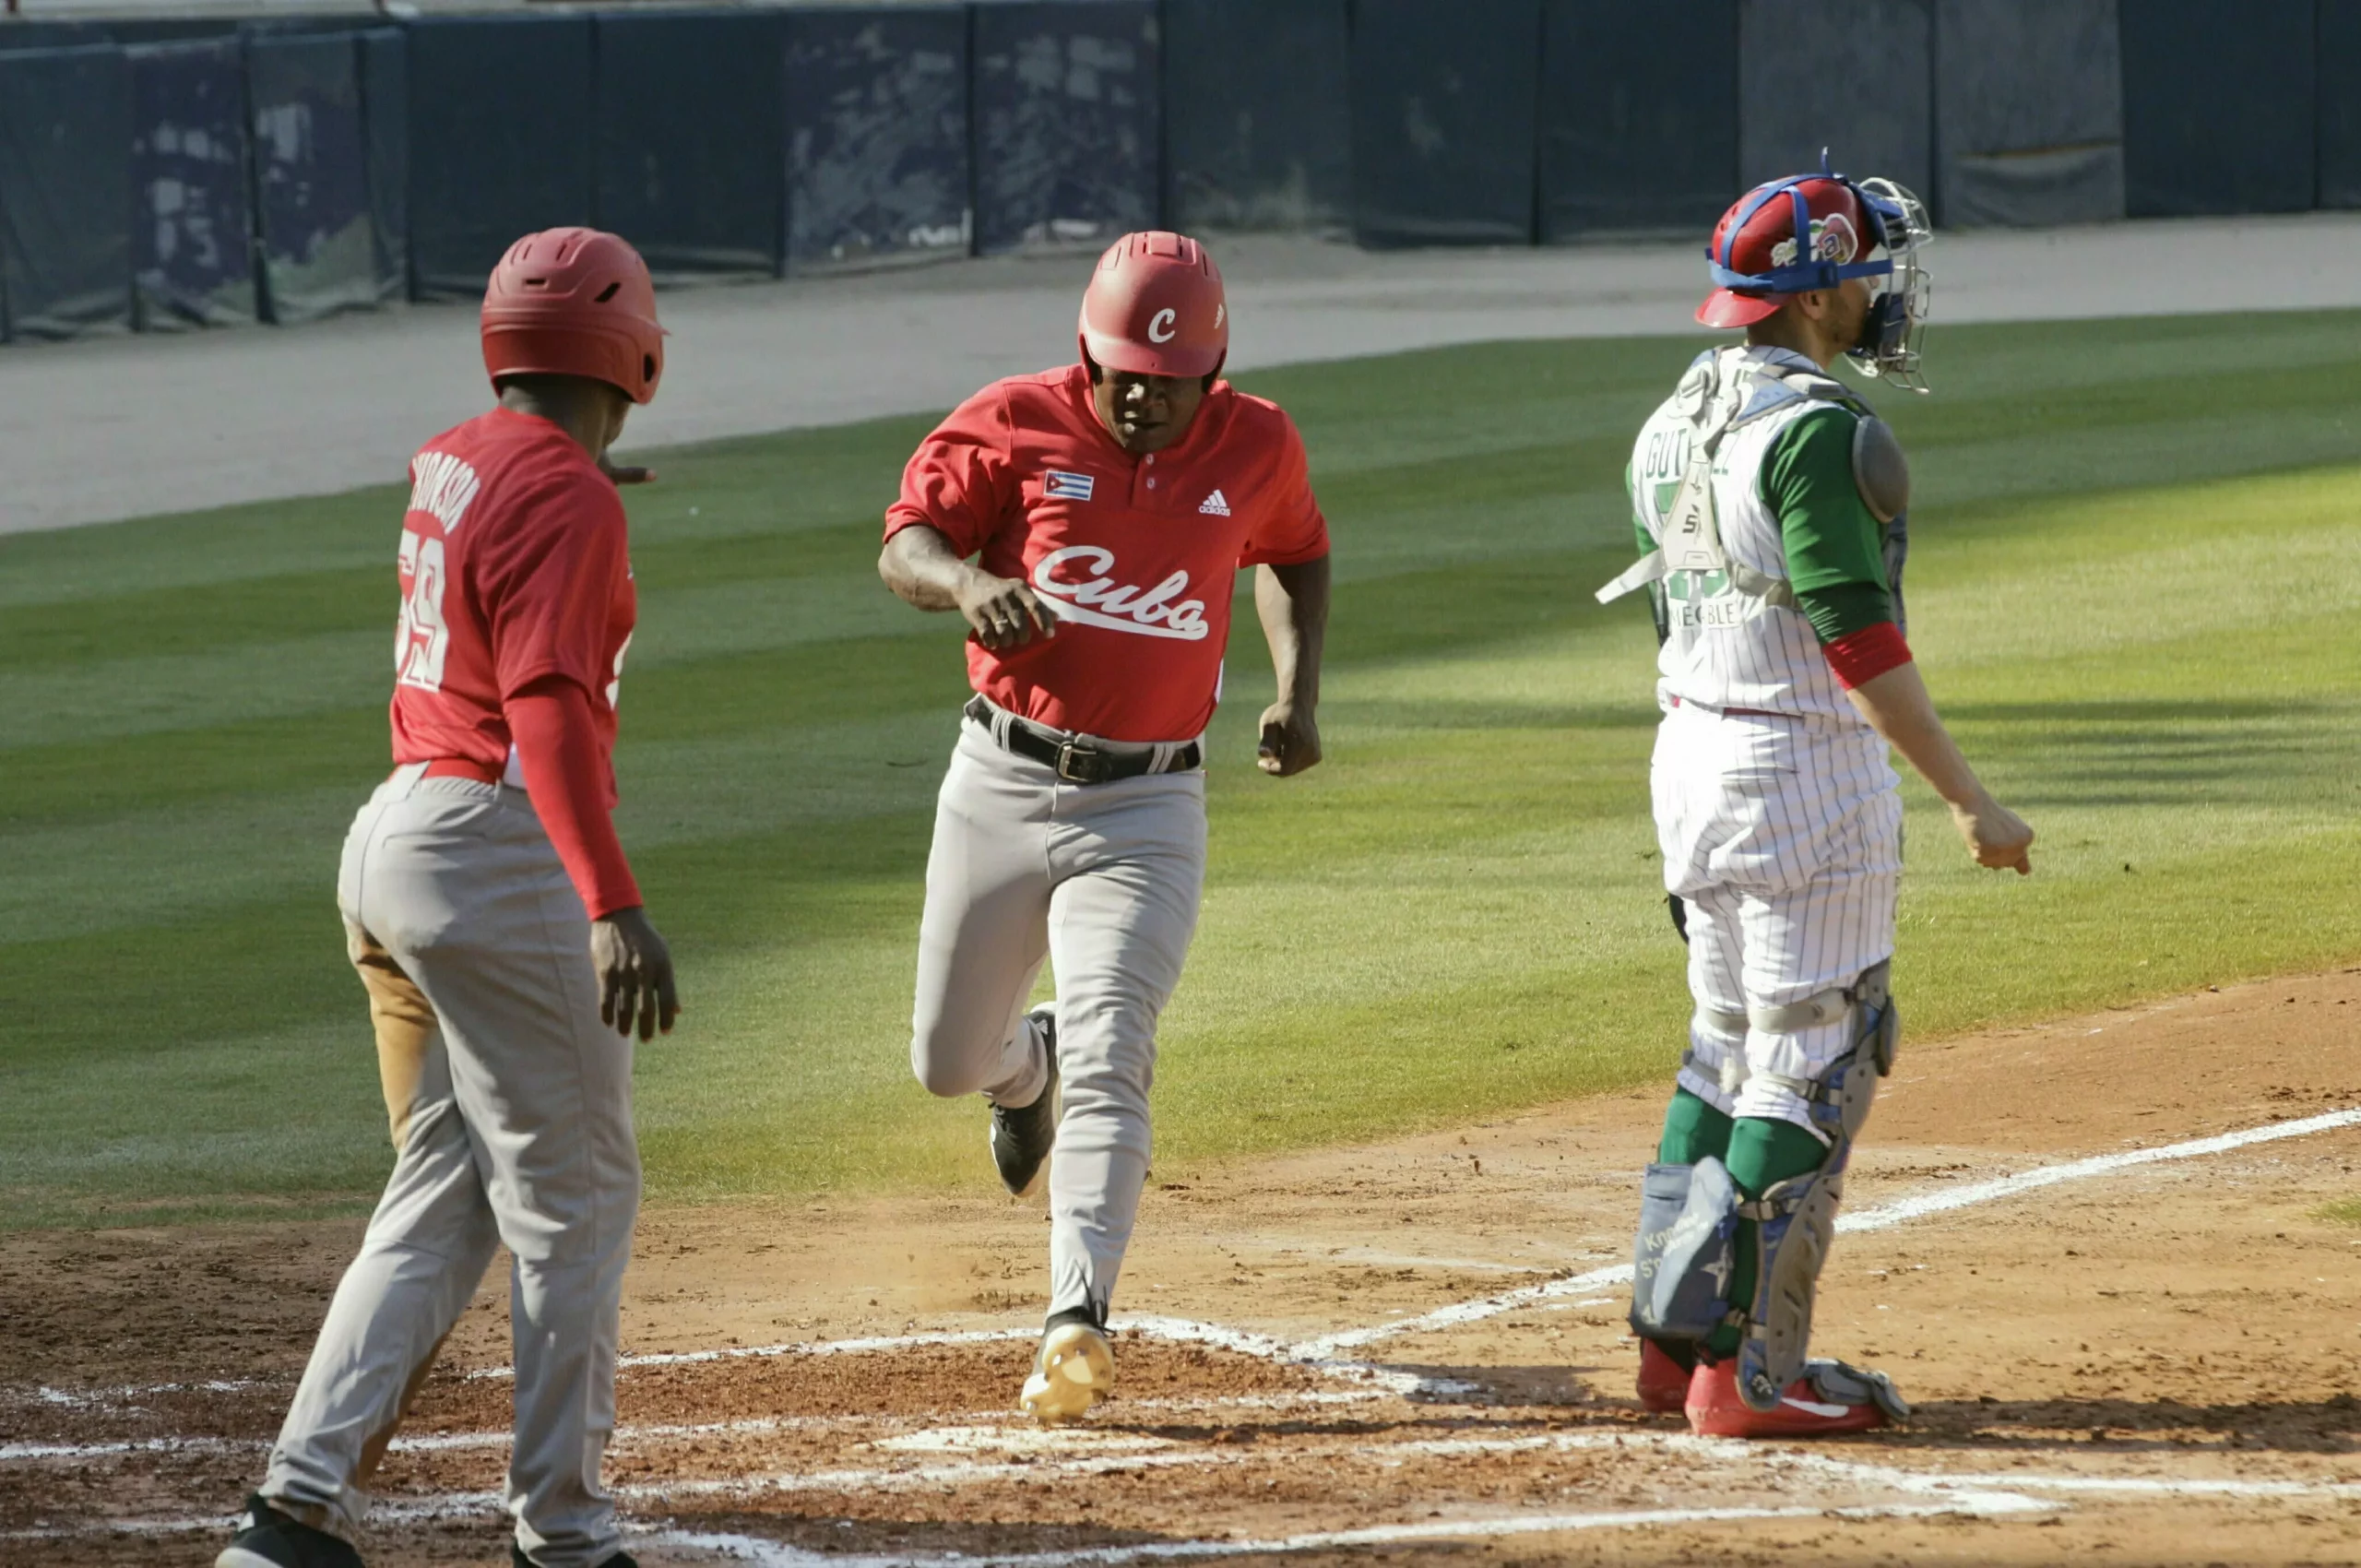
left=989, top=1004, right=1060, bottom=1197
left=513, top=1550, right=636, bottom=1568
left=217, top=1493, right=363, bottom=1568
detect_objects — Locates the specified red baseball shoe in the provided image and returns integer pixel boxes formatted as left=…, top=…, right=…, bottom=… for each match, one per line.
left=1684, top=1357, right=1906, bottom=1438
left=1637, top=1339, right=1693, bottom=1413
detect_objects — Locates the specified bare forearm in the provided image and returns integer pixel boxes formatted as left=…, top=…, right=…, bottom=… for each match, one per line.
left=878, top=523, right=1058, bottom=648
left=879, top=526, right=984, bottom=612
left=1256, top=555, right=1329, bottom=707
left=1843, top=661, right=1983, bottom=805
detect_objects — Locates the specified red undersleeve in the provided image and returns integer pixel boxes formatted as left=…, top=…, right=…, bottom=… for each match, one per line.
left=1822, top=621, right=1914, bottom=690
left=508, top=682, right=641, bottom=920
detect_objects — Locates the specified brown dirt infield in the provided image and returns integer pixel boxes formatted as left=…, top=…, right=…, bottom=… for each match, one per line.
left=5, top=968, right=2359, bottom=1566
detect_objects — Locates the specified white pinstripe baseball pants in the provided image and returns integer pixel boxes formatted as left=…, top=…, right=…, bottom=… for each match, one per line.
left=1651, top=702, right=1903, bottom=1136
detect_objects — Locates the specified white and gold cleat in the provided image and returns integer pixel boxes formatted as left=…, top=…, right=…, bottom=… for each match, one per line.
left=1019, top=1321, right=1113, bottom=1424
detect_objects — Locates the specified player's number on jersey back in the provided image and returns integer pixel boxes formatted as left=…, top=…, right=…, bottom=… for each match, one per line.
left=397, top=528, right=450, bottom=692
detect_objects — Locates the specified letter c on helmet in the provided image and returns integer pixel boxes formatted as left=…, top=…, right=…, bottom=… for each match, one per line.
left=1148, top=308, right=1177, bottom=343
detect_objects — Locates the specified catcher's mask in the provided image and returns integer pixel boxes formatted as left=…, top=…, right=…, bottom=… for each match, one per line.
left=1704, top=152, right=1933, bottom=393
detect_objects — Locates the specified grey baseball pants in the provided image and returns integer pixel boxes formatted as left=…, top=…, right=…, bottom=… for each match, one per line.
left=261, top=766, right=639, bottom=1568
left=909, top=712, right=1206, bottom=1324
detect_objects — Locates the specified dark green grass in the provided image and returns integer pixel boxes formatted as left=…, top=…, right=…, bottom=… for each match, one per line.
left=3, top=312, right=2358, bottom=1229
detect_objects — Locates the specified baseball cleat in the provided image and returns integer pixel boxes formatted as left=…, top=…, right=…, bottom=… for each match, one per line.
left=989, top=1004, right=1060, bottom=1197
left=1020, top=1320, right=1113, bottom=1423
left=512, top=1550, right=637, bottom=1568
left=1637, top=1338, right=1694, bottom=1414
left=217, top=1493, right=364, bottom=1568
left=1684, top=1357, right=1903, bottom=1438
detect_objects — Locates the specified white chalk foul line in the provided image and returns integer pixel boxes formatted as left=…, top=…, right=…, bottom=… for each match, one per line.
left=1295, top=1105, right=2361, bottom=1358
left=652, top=1501, right=2045, bottom=1568
left=468, top=1325, right=1037, bottom=1382
left=18, top=1426, right=2361, bottom=1548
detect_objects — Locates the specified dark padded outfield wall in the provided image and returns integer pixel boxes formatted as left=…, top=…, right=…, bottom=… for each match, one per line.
left=1351, top=0, right=1543, bottom=247
left=1935, top=0, right=2123, bottom=227
left=972, top=0, right=1159, bottom=255
left=249, top=33, right=379, bottom=324
left=595, top=10, right=785, bottom=279
left=0, top=22, right=109, bottom=49
left=1539, top=0, right=1737, bottom=240
left=783, top=6, right=970, bottom=271
left=2122, top=0, right=2315, bottom=216
left=0, top=45, right=133, bottom=340
left=406, top=16, right=595, bottom=299
left=2324, top=0, right=2361, bottom=208
left=129, top=40, right=256, bottom=331
left=360, top=29, right=407, bottom=301
left=1738, top=0, right=1931, bottom=202
left=1163, top=0, right=1351, bottom=232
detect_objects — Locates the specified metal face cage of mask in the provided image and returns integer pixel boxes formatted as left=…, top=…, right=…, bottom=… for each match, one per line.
left=1851, top=175, right=1932, bottom=394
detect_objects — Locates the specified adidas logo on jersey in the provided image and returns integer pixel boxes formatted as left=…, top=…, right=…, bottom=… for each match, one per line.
left=1198, top=489, right=1231, bottom=517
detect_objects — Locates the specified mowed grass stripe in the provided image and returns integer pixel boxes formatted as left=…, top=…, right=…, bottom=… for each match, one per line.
left=3, top=315, right=2359, bottom=1228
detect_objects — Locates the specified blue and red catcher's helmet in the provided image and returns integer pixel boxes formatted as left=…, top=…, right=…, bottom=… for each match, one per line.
left=1698, top=176, right=1887, bottom=328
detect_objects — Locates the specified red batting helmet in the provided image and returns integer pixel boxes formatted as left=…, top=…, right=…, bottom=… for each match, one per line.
left=1697, top=176, right=1879, bottom=329
left=481, top=227, right=666, bottom=404
left=1077, top=231, right=1228, bottom=379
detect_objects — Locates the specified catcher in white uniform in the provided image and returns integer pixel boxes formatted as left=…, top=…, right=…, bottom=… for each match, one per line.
left=1599, top=160, right=2034, bottom=1437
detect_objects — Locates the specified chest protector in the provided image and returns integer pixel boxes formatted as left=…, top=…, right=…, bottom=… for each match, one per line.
left=1598, top=350, right=1911, bottom=623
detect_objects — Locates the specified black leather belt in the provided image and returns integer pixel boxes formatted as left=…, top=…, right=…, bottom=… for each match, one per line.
left=965, top=695, right=1202, bottom=784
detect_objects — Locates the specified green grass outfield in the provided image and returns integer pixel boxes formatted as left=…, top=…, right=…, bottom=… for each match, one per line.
left=5, top=312, right=2359, bottom=1231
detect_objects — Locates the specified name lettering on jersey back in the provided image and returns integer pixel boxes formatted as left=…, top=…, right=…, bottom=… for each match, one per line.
left=407, top=451, right=482, bottom=536
left=1030, top=545, right=1209, bottom=641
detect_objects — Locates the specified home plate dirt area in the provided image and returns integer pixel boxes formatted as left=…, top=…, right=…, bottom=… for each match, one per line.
left=6, top=971, right=2360, bottom=1567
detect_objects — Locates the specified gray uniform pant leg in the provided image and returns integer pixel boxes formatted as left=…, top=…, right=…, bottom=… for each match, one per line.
left=909, top=724, right=1205, bottom=1324
left=264, top=774, right=639, bottom=1568
left=1042, top=776, right=1204, bottom=1319
left=909, top=735, right=1055, bottom=1109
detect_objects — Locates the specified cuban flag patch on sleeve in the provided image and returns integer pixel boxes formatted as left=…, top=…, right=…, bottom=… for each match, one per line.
left=1043, top=469, right=1096, bottom=502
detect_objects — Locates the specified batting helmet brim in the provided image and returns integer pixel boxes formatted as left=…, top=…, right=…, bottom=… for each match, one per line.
left=1077, top=324, right=1227, bottom=380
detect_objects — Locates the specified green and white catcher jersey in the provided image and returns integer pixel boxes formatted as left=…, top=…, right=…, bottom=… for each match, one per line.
left=1614, top=345, right=1880, bottom=727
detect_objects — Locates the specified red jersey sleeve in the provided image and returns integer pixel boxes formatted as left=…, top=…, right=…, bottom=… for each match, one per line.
left=1240, top=414, right=1330, bottom=568
left=884, top=383, right=1019, bottom=556
left=477, top=468, right=631, bottom=704
left=510, top=680, right=642, bottom=919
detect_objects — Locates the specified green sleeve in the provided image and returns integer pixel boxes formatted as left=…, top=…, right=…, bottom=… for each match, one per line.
left=1761, top=407, right=1893, bottom=645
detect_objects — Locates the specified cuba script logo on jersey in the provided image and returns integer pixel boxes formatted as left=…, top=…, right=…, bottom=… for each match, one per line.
left=394, top=450, right=482, bottom=692
left=1030, top=545, right=1209, bottom=641
left=1043, top=469, right=1096, bottom=502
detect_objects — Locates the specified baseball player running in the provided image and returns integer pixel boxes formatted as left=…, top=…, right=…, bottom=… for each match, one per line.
left=880, top=231, right=1330, bottom=1422
left=1599, top=163, right=2034, bottom=1437
left=217, top=228, right=678, bottom=1568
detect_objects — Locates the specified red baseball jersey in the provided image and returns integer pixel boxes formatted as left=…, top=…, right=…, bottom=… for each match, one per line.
left=884, top=364, right=1329, bottom=742
left=389, top=407, right=635, bottom=803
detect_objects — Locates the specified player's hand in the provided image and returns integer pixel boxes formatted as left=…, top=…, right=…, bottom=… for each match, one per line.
left=1951, top=793, right=2034, bottom=875
left=591, top=905, right=681, bottom=1041
left=955, top=571, right=1059, bottom=650
left=599, top=455, right=658, bottom=485
left=1256, top=700, right=1322, bottom=777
